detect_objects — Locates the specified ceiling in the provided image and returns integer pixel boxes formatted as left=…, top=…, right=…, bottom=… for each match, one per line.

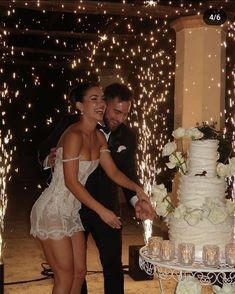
left=0, top=0, right=234, bottom=69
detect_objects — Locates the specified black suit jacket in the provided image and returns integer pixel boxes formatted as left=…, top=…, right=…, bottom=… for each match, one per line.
left=37, top=114, right=139, bottom=216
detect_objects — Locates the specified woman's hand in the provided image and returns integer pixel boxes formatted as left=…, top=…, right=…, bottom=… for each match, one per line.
left=98, top=208, right=122, bottom=229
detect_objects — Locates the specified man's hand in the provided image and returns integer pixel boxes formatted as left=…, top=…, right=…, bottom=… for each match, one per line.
left=135, top=199, right=156, bottom=221
left=47, top=147, right=57, bottom=168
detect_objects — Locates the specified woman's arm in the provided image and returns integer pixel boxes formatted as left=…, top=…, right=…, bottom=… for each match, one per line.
left=62, top=129, right=121, bottom=228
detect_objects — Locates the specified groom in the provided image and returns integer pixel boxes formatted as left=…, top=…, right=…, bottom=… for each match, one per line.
left=38, top=82, right=154, bottom=294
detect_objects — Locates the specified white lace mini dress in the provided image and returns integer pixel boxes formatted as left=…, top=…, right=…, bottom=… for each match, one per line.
left=30, top=147, right=99, bottom=240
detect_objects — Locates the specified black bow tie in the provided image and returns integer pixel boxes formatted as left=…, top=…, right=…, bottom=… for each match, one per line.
left=97, top=124, right=110, bottom=135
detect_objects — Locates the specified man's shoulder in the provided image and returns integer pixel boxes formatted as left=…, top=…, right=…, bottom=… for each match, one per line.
left=120, top=123, right=136, bottom=137
left=118, top=124, right=137, bottom=144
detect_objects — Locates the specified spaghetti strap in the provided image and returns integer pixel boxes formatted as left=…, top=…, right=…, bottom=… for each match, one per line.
left=100, top=148, right=111, bottom=153
left=62, top=156, right=80, bottom=162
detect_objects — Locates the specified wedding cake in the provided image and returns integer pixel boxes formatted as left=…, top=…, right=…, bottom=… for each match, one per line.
left=169, top=139, right=233, bottom=261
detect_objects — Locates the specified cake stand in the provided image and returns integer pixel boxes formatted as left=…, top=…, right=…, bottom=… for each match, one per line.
left=139, top=246, right=235, bottom=294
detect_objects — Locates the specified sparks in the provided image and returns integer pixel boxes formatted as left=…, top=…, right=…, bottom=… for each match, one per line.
left=145, top=0, right=158, bottom=7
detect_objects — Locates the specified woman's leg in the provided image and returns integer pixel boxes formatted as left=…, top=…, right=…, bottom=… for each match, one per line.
left=40, top=237, right=74, bottom=294
left=70, top=231, right=87, bottom=294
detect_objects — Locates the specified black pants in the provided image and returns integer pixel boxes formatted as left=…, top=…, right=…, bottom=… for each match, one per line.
left=81, top=213, right=124, bottom=294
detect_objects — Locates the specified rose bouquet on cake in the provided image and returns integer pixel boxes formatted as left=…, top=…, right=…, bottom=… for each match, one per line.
left=151, top=125, right=235, bottom=223
left=150, top=124, right=235, bottom=292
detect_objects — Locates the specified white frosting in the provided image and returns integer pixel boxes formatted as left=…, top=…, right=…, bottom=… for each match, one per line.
left=188, top=140, right=218, bottom=177
left=179, top=175, right=226, bottom=208
left=169, top=217, right=233, bottom=260
left=169, top=139, right=233, bottom=262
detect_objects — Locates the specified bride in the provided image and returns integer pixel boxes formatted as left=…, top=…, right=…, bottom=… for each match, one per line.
left=30, top=82, right=151, bottom=294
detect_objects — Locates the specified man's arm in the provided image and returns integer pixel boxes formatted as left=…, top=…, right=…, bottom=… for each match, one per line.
left=38, top=114, right=78, bottom=167
left=117, top=129, right=155, bottom=220
left=117, top=130, right=139, bottom=203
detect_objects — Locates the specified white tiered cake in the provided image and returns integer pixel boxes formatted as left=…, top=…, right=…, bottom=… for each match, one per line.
left=169, top=140, right=233, bottom=261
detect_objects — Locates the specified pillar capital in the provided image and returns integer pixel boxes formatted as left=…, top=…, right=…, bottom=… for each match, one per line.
left=170, top=14, right=227, bottom=33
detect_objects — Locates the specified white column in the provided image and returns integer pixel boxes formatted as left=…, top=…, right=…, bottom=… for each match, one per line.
left=171, top=15, right=227, bottom=129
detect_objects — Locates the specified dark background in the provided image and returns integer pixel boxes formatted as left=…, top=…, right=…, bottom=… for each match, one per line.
left=0, top=0, right=234, bottom=190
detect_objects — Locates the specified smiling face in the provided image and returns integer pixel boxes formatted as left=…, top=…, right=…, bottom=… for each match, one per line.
left=76, top=86, right=106, bottom=122
left=104, top=97, right=131, bottom=131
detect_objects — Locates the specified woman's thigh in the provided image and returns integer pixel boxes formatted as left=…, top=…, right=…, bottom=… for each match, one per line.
left=40, top=236, right=74, bottom=273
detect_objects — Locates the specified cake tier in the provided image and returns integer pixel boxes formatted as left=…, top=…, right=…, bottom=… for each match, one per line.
left=169, top=216, right=233, bottom=261
left=179, top=175, right=226, bottom=208
left=188, top=140, right=218, bottom=177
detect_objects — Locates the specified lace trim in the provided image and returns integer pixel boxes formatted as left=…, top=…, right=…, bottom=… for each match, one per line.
left=62, top=156, right=80, bottom=162
left=100, top=149, right=111, bottom=153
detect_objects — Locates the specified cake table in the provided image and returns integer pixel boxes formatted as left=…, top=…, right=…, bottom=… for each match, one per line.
left=139, top=246, right=235, bottom=294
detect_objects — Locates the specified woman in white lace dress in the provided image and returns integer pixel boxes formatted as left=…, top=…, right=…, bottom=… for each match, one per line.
left=30, top=82, right=149, bottom=294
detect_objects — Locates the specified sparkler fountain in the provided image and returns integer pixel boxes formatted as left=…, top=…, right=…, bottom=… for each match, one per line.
left=0, top=128, right=14, bottom=294
left=0, top=81, right=14, bottom=293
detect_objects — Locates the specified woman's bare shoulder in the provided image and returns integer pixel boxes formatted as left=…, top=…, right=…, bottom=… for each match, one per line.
left=59, top=123, right=83, bottom=147
left=96, top=129, right=106, bottom=143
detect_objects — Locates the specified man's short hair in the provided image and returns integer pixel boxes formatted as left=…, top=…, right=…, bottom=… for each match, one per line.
left=104, top=83, right=133, bottom=102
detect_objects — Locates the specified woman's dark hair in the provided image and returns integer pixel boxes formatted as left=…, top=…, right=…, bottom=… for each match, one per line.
left=69, top=82, right=100, bottom=104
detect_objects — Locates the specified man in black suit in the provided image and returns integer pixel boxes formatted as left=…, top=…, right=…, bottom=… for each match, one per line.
left=38, top=83, right=154, bottom=294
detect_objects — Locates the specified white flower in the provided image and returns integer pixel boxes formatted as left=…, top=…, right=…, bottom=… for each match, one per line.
left=184, top=209, right=202, bottom=226
left=162, top=141, right=177, bottom=156
left=166, top=152, right=183, bottom=167
left=165, top=151, right=187, bottom=174
left=226, top=199, right=235, bottom=215
left=228, top=157, right=235, bottom=176
left=151, top=184, right=174, bottom=217
left=166, top=161, right=176, bottom=169
left=151, top=184, right=167, bottom=202
left=155, top=199, right=171, bottom=217
left=172, top=127, right=186, bottom=139
left=174, top=204, right=187, bottom=219
left=179, top=162, right=187, bottom=175
left=213, top=283, right=235, bottom=294
left=216, top=163, right=230, bottom=178
left=207, top=201, right=228, bottom=224
left=176, top=276, right=202, bottom=294
left=185, top=127, right=204, bottom=140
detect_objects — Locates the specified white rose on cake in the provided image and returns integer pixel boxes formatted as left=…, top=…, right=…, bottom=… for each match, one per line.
left=228, top=157, right=235, bottom=176
left=216, top=163, right=230, bottom=178
left=173, top=204, right=187, bottom=220
left=226, top=199, right=235, bottom=215
left=172, top=127, right=186, bottom=139
left=155, top=199, right=171, bottom=217
left=151, top=184, right=167, bottom=202
left=184, top=209, right=202, bottom=226
left=166, top=152, right=184, bottom=168
left=185, top=127, right=204, bottom=140
left=151, top=184, right=174, bottom=217
left=207, top=201, right=228, bottom=224
left=162, top=141, right=177, bottom=156
left=176, top=276, right=202, bottom=294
